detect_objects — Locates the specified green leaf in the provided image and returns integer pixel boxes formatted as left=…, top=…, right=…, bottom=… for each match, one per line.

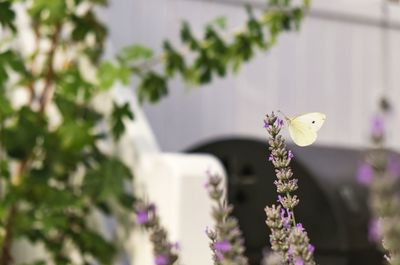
left=97, top=61, right=130, bottom=90
left=163, top=41, right=186, bottom=77
left=208, top=16, right=227, bottom=29
left=57, top=120, right=93, bottom=152
left=83, top=159, right=132, bottom=201
left=119, top=44, right=153, bottom=63
left=97, top=62, right=116, bottom=90
left=111, top=102, right=134, bottom=141
left=137, top=72, right=168, bottom=103
left=0, top=2, right=16, bottom=31
left=0, top=160, right=10, bottom=180
left=55, top=96, right=101, bottom=124
left=69, top=227, right=115, bottom=264
left=29, top=0, right=67, bottom=23
left=180, top=21, right=200, bottom=50
left=2, top=107, right=46, bottom=160
left=0, top=95, right=13, bottom=119
left=0, top=51, right=28, bottom=87
left=71, top=11, right=107, bottom=44
left=57, top=68, right=94, bottom=101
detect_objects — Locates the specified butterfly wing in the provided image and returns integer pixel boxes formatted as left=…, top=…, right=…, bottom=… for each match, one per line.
left=288, top=112, right=326, bottom=146
left=288, top=121, right=318, bottom=146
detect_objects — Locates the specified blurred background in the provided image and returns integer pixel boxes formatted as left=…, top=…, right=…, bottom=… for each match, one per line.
left=104, top=1, right=399, bottom=263
left=103, top=0, right=400, bottom=264
left=2, top=0, right=400, bottom=264
left=105, top=0, right=400, bottom=151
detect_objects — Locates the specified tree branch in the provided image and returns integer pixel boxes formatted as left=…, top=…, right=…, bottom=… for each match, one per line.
left=39, top=23, right=61, bottom=113
left=0, top=204, right=17, bottom=265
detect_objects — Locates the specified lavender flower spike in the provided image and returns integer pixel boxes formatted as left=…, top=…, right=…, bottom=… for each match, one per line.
left=205, top=171, right=249, bottom=265
left=264, top=112, right=316, bottom=265
left=135, top=200, right=179, bottom=265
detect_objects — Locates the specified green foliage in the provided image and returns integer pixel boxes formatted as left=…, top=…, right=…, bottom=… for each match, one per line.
left=3, top=107, right=46, bottom=160
left=119, top=45, right=153, bottom=63
left=0, top=0, right=309, bottom=264
left=111, top=102, right=134, bottom=141
left=83, top=158, right=132, bottom=202
left=137, top=0, right=310, bottom=103
left=97, top=61, right=125, bottom=90
left=138, top=72, right=168, bottom=103
left=29, top=0, right=67, bottom=24
left=0, top=1, right=16, bottom=31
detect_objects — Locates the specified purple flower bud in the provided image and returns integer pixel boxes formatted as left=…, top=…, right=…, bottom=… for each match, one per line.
left=277, top=195, right=284, bottom=204
left=268, top=154, right=274, bottom=162
left=276, top=118, right=284, bottom=128
left=215, top=251, right=224, bottom=261
left=368, top=218, right=381, bottom=243
left=357, top=163, right=373, bottom=185
left=214, top=240, right=232, bottom=253
left=288, top=246, right=294, bottom=256
left=307, top=244, right=315, bottom=253
left=155, top=255, right=168, bottom=265
left=280, top=209, right=291, bottom=228
left=294, top=258, right=304, bottom=265
left=371, top=115, right=384, bottom=138
left=296, top=223, right=304, bottom=231
left=136, top=210, right=149, bottom=225
left=264, top=120, right=269, bottom=129
left=288, top=150, right=294, bottom=160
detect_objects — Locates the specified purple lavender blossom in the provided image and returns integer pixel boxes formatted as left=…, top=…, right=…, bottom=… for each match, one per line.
left=288, top=246, right=294, bottom=256
left=264, top=120, right=270, bottom=129
left=308, top=244, right=315, bottom=253
left=137, top=210, right=149, bottom=225
left=154, top=254, right=168, bottom=265
left=357, top=163, right=373, bottom=185
left=280, top=209, right=291, bottom=228
left=368, top=219, right=381, bottom=243
left=294, top=258, right=304, bottom=265
left=296, top=223, right=304, bottom=231
left=288, top=150, right=294, bottom=160
left=371, top=115, right=384, bottom=138
left=276, top=118, right=284, bottom=129
left=277, top=195, right=284, bottom=205
left=268, top=154, right=274, bottom=162
left=214, top=240, right=232, bottom=253
left=215, top=251, right=224, bottom=261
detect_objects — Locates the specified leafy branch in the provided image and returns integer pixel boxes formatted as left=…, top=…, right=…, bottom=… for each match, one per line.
left=0, top=0, right=311, bottom=264
left=99, top=0, right=311, bottom=103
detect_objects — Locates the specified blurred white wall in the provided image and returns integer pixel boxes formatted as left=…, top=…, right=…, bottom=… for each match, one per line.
left=105, top=0, right=400, bottom=151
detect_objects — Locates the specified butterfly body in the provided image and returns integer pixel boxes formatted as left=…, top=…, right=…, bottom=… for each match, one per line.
left=285, top=112, right=326, bottom=147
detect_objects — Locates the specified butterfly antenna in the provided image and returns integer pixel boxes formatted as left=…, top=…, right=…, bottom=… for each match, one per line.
left=277, top=110, right=290, bottom=121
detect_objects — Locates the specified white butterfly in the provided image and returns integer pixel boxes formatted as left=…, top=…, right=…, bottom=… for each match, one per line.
left=283, top=112, right=326, bottom=147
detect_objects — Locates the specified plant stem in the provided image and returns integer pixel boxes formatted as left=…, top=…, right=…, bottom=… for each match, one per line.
left=39, top=23, right=61, bottom=113
left=0, top=203, right=17, bottom=265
